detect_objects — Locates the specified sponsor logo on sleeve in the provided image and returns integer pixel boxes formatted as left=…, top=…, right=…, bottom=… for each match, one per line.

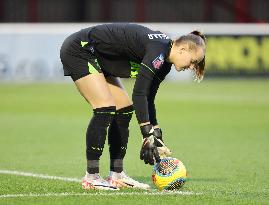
left=148, top=33, right=170, bottom=40
left=152, top=53, right=165, bottom=69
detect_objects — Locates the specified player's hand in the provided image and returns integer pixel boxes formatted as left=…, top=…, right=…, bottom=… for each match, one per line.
left=140, top=124, right=161, bottom=165
left=153, top=128, right=172, bottom=158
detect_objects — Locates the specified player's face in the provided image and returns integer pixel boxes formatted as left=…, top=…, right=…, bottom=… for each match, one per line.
left=174, top=46, right=204, bottom=72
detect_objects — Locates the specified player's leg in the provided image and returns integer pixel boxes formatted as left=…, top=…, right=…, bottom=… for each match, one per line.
left=74, top=74, right=118, bottom=190
left=106, top=76, right=133, bottom=172
left=74, top=73, right=116, bottom=108
left=60, top=33, right=118, bottom=190
left=105, top=76, right=150, bottom=189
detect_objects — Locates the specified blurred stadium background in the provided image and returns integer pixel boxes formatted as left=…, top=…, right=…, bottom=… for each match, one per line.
left=0, top=0, right=269, bottom=81
left=0, top=0, right=269, bottom=22
left=0, top=1, right=269, bottom=205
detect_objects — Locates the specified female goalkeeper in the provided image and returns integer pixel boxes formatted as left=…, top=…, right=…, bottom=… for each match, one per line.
left=60, top=23, right=206, bottom=190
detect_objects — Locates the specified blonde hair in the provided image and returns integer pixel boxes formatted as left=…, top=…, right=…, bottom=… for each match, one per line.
left=175, top=30, right=206, bottom=82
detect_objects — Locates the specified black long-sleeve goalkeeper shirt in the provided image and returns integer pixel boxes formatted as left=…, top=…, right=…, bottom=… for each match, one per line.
left=80, top=23, right=172, bottom=125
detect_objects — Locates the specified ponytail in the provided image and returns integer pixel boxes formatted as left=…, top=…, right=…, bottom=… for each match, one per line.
left=194, top=56, right=205, bottom=82
left=190, top=30, right=206, bottom=82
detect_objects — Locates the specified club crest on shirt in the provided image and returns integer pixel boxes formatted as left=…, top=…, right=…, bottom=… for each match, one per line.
left=152, top=53, right=165, bottom=69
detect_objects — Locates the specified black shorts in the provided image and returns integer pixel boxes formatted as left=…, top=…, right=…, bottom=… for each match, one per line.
left=60, top=31, right=102, bottom=81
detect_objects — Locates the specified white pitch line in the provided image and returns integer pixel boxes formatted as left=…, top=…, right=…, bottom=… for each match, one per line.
left=0, top=191, right=200, bottom=198
left=0, top=169, right=202, bottom=197
left=0, top=169, right=81, bottom=182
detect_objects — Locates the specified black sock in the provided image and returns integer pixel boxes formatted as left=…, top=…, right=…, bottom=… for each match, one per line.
left=110, top=159, right=123, bottom=173
left=108, top=105, right=134, bottom=173
left=87, top=160, right=99, bottom=174
left=86, top=106, right=116, bottom=174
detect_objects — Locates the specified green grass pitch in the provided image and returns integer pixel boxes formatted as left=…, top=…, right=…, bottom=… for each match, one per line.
left=0, top=79, right=268, bottom=205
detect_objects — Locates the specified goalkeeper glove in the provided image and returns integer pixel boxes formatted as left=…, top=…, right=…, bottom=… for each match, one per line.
left=140, top=124, right=161, bottom=165
left=153, top=128, right=172, bottom=158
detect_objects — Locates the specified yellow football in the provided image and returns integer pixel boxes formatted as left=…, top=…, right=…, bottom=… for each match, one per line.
left=152, top=157, right=187, bottom=190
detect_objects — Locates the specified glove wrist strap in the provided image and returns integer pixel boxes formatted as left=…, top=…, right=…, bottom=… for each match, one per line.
left=140, top=124, right=154, bottom=138
left=153, top=128, right=162, bottom=139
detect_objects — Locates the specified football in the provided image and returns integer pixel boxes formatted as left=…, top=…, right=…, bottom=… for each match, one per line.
left=152, top=157, right=187, bottom=190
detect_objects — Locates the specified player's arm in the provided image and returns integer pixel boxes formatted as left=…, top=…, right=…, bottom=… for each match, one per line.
left=133, top=42, right=169, bottom=126
left=147, top=62, right=171, bottom=127
left=132, top=65, right=160, bottom=165
left=133, top=68, right=171, bottom=165
left=132, top=43, right=171, bottom=165
left=147, top=63, right=172, bottom=158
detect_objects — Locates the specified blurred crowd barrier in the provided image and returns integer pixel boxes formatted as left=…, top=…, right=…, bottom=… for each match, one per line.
left=0, top=23, right=268, bottom=82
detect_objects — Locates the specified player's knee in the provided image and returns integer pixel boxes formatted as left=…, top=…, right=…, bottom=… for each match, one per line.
left=116, top=105, right=134, bottom=126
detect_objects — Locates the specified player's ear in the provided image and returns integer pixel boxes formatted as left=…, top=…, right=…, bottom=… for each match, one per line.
left=179, top=46, right=188, bottom=55
left=178, top=45, right=185, bottom=53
